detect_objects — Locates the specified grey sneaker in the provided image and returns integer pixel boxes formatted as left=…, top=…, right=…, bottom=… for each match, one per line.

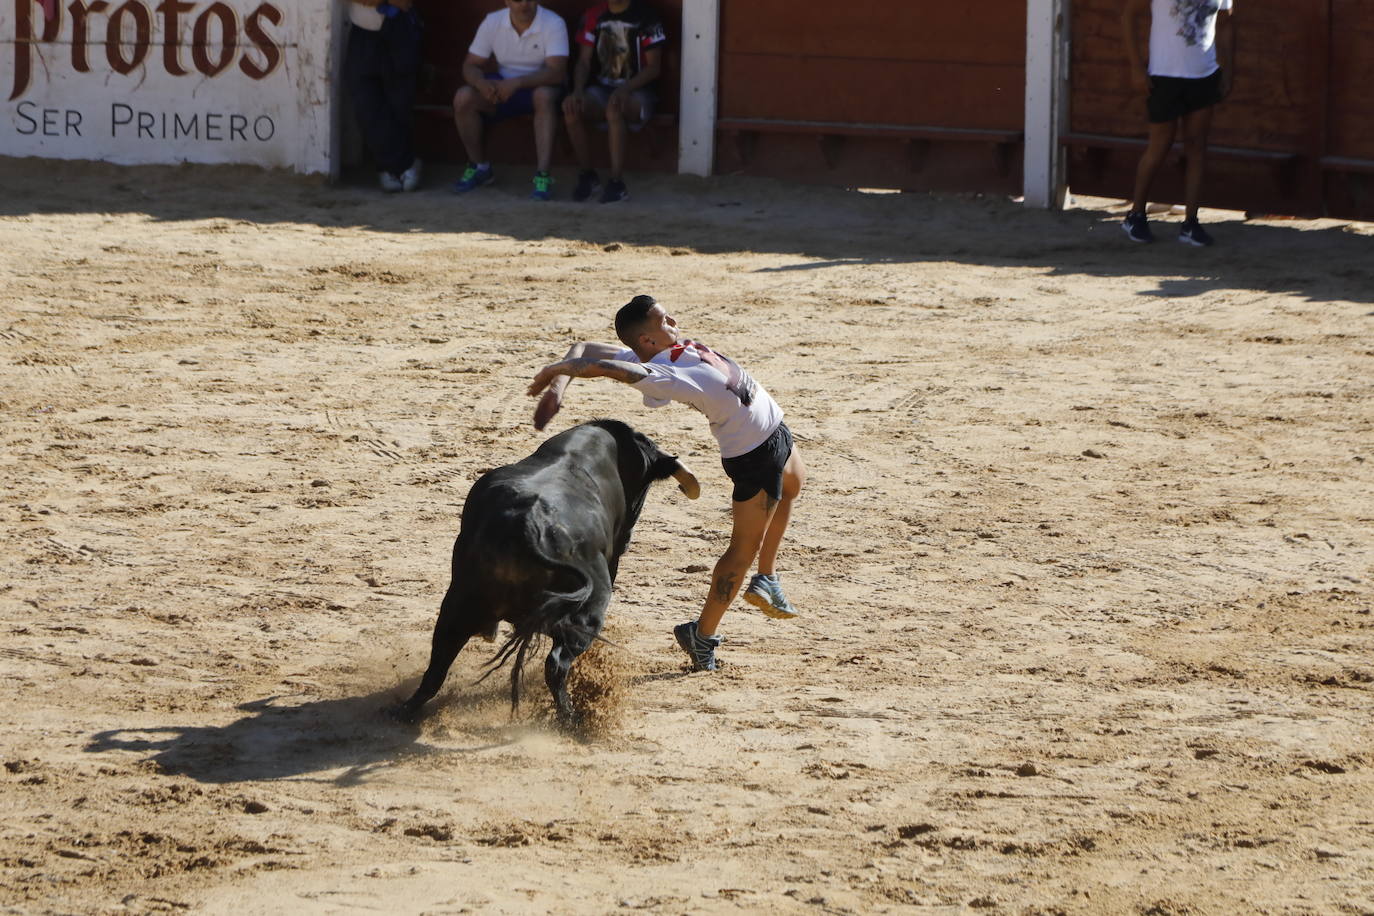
left=400, top=158, right=422, bottom=192
left=379, top=171, right=403, bottom=193
left=674, top=621, right=721, bottom=671
left=743, top=573, right=798, bottom=619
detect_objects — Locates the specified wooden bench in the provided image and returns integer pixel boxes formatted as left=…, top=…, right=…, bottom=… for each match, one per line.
left=1061, top=131, right=1301, bottom=194
left=715, top=117, right=1025, bottom=175
left=1320, top=155, right=1374, bottom=176
left=1061, top=131, right=1299, bottom=163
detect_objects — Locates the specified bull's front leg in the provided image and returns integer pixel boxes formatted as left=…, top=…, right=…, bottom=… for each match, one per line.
left=544, top=643, right=578, bottom=729
left=393, top=590, right=474, bottom=723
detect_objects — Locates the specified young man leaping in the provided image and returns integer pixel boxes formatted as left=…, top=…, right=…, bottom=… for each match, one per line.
left=527, top=294, right=806, bottom=671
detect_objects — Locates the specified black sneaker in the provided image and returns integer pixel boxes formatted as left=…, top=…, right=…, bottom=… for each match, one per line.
left=673, top=621, right=721, bottom=671
left=1178, top=219, right=1214, bottom=247
left=572, top=169, right=600, bottom=202
left=1121, top=211, right=1153, bottom=243
left=600, top=178, right=629, bottom=204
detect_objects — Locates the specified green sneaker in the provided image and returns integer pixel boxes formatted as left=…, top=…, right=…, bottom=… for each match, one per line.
left=451, top=163, right=493, bottom=194
left=530, top=170, right=553, bottom=201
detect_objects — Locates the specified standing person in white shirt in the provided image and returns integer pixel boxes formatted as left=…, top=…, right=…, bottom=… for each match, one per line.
left=450, top=0, right=569, bottom=201
left=1120, top=0, right=1236, bottom=246
left=527, top=295, right=807, bottom=672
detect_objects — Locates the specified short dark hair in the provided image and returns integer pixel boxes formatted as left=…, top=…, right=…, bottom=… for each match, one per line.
left=614, top=294, right=657, bottom=348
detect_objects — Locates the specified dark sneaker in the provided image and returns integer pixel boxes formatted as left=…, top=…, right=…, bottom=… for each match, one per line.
left=451, top=163, right=493, bottom=194
left=572, top=169, right=600, bottom=202
left=743, top=573, right=799, bottom=619
left=1178, top=219, right=1214, bottom=247
left=1121, top=211, right=1153, bottom=243
left=673, top=621, right=721, bottom=671
left=530, top=171, right=553, bottom=201
left=600, top=178, right=628, bottom=204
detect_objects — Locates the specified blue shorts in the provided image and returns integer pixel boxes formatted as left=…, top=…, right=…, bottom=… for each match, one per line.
left=479, top=74, right=559, bottom=123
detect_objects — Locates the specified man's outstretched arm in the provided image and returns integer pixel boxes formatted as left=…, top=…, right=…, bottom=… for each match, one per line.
left=529, top=344, right=645, bottom=429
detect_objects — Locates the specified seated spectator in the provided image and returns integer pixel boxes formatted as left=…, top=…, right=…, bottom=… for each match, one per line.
left=562, top=0, right=666, bottom=203
left=451, top=0, right=569, bottom=201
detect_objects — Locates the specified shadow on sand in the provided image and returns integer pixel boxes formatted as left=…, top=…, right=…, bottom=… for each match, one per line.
left=4, top=156, right=1371, bottom=306
left=84, top=682, right=522, bottom=786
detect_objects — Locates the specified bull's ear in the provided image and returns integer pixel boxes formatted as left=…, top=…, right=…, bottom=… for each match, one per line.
left=671, top=461, right=700, bottom=499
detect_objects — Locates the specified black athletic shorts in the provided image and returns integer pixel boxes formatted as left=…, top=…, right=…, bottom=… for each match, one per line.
left=721, top=421, right=793, bottom=503
left=1147, top=69, right=1224, bottom=123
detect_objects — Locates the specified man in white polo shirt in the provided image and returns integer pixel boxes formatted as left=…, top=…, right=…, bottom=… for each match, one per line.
left=451, top=0, right=569, bottom=201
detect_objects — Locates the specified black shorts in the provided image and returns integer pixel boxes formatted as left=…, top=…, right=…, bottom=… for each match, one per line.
left=1147, top=70, right=1224, bottom=123
left=721, top=422, right=793, bottom=503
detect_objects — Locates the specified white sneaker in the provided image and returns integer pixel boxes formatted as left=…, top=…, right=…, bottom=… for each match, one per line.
left=378, top=171, right=403, bottom=193
left=400, top=159, right=422, bottom=192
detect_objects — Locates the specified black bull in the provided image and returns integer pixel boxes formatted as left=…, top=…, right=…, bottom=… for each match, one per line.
left=395, top=420, right=699, bottom=726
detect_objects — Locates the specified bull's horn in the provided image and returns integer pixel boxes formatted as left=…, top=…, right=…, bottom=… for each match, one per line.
left=672, top=462, right=700, bottom=499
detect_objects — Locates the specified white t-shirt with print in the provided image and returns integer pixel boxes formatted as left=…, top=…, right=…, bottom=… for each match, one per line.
left=470, top=5, right=569, bottom=80
left=1149, top=0, right=1233, bottom=79
left=614, top=341, right=783, bottom=459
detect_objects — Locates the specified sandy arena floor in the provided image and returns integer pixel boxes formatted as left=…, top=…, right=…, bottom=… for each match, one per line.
left=2, top=158, right=1372, bottom=915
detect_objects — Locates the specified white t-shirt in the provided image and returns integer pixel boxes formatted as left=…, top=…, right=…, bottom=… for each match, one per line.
left=615, top=341, right=783, bottom=459
left=469, top=5, right=569, bottom=79
left=349, top=1, right=383, bottom=30
left=1149, top=0, right=1233, bottom=79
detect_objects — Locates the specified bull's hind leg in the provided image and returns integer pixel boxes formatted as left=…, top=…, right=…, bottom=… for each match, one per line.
left=545, top=578, right=612, bottom=730
left=395, top=589, right=478, bottom=723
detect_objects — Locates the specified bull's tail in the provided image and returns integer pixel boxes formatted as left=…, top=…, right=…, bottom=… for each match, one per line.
left=477, top=562, right=594, bottom=712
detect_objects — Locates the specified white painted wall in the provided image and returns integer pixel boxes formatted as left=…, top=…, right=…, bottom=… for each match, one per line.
left=0, top=0, right=337, bottom=174
left=1023, top=0, right=1069, bottom=208
left=677, top=0, right=718, bottom=178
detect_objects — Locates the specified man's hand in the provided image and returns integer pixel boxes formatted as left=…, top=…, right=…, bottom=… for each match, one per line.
left=562, top=92, right=584, bottom=119
left=607, top=86, right=632, bottom=116
left=528, top=362, right=566, bottom=398
left=1130, top=68, right=1151, bottom=96
left=529, top=362, right=569, bottom=431
left=533, top=389, right=561, bottom=430
left=494, top=79, right=520, bottom=103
